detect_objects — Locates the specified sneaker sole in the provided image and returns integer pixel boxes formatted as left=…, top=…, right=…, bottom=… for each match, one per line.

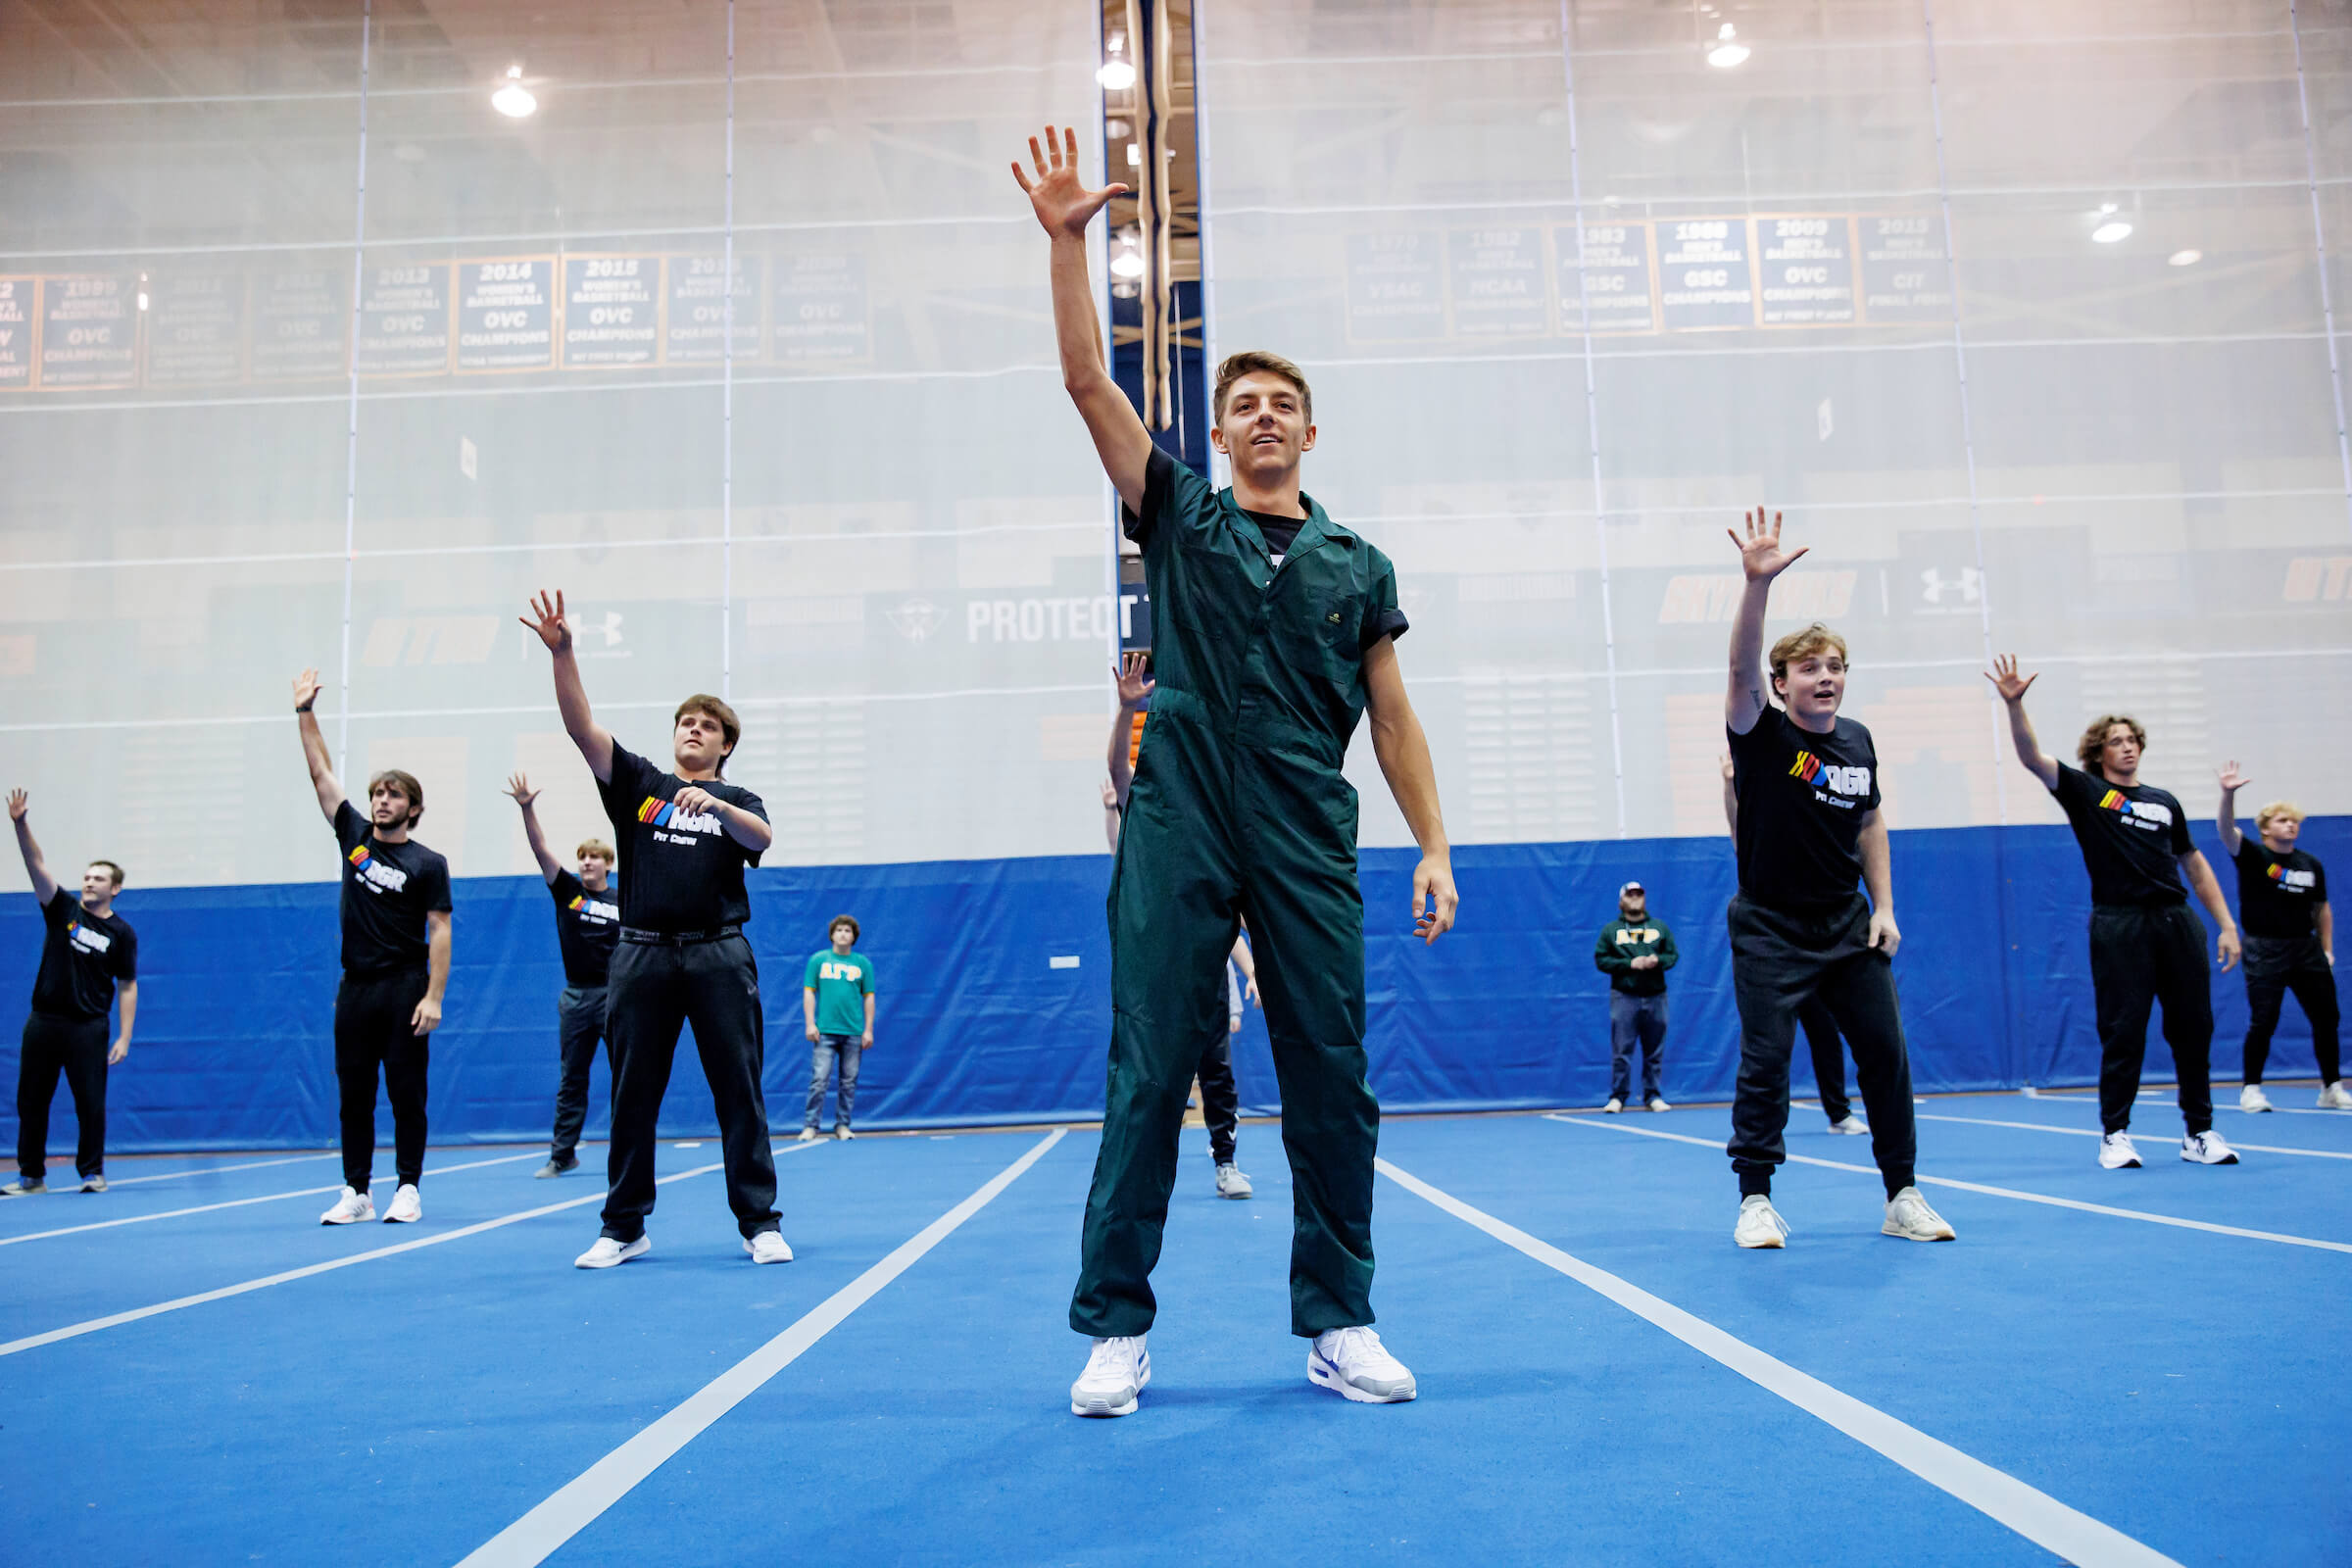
left=382, top=1211, right=420, bottom=1223
left=1735, top=1230, right=1788, bottom=1250
left=1217, top=1187, right=1252, bottom=1200
left=742, top=1237, right=795, bottom=1263
left=576, top=1239, right=652, bottom=1269
left=2181, top=1152, right=2240, bottom=1165
left=1882, top=1221, right=1956, bottom=1242
left=1306, top=1352, right=1416, bottom=1403
left=1071, top=1358, right=1150, bottom=1417
left=320, top=1209, right=373, bottom=1225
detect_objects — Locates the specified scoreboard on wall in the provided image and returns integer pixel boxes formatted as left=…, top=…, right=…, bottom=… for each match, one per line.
left=1344, top=214, right=1954, bottom=343
left=0, top=249, right=874, bottom=392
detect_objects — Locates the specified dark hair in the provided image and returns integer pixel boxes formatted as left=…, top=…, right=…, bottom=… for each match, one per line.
left=2077, top=714, right=2147, bottom=776
left=828, top=913, right=860, bottom=942
left=1212, top=350, right=1312, bottom=424
left=674, top=694, right=742, bottom=775
left=88, top=859, right=124, bottom=890
left=367, top=769, right=425, bottom=827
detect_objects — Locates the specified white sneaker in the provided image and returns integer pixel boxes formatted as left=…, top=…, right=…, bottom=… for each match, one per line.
left=1214, top=1162, right=1253, bottom=1199
left=1829, top=1114, right=1870, bottom=1136
left=2239, top=1084, right=2274, bottom=1113
left=743, top=1231, right=794, bottom=1264
left=382, top=1184, right=422, bottom=1224
left=1882, top=1186, right=1956, bottom=1242
left=1603, top=1098, right=1623, bottom=1114
left=575, top=1234, right=651, bottom=1269
left=1647, top=1097, right=1671, bottom=1113
left=1734, top=1194, right=1789, bottom=1249
left=834, top=1126, right=856, bottom=1141
left=2180, top=1130, right=2240, bottom=1165
left=319, top=1186, right=375, bottom=1225
left=2321, top=1082, right=2352, bottom=1109
left=1308, top=1326, right=1417, bottom=1403
left=79, top=1174, right=107, bottom=1193
left=2097, top=1132, right=2141, bottom=1169
left=795, top=1127, right=818, bottom=1143
left=1070, top=1335, right=1150, bottom=1417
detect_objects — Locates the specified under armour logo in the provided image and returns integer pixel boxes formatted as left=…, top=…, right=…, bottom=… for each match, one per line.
left=1920, top=567, right=1981, bottom=606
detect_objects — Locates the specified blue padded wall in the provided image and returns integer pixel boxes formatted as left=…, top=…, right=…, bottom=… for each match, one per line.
left=1, top=817, right=2339, bottom=1154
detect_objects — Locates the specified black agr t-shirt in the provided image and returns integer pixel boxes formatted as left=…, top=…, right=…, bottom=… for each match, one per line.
left=2231, top=839, right=2328, bottom=939
left=549, top=868, right=622, bottom=986
left=333, top=802, right=452, bottom=974
left=31, top=889, right=137, bottom=1020
left=2050, top=764, right=2190, bottom=907
left=596, top=741, right=768, bottom=934
left=1728, top=708, right=1884, bottom=915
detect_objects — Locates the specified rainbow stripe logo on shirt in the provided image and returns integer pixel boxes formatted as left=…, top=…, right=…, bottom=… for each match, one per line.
left=567, top=894, right=586, bottom=909
left=2268, top=862, right=2288, bottom=882
left=635, top=796, right=676, bottom=827
left=2097, top=789, right=2131, bottom=812
left=348, top=844, right=373, bottom=869
left=1788, top=752, right=1822, bottom=783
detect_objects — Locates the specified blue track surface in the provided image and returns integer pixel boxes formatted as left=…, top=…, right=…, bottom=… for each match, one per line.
left=2, top=1093, right=2344, bottom=1565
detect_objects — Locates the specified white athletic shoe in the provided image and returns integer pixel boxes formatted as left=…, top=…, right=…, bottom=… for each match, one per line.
left=743, top=1231, right=794, bottom=1264
left=319, top=1186, right=375, bottom=1225
left=1215, top=1162, right=1253, bottom=1199
left=1882, top=1186, right=1956, bottom=1242
left=1734, top=1194, right=1789, bottom=1249
left=1308, top=1326, right=1417, bottom=1403
left=795, top=1127, right=818, bottom=1143
left=2321, top=1082, right=2352, bottom=1109
left=2180, top=1130, right=2240, bottom=1165
left=79, top=1174, right=107, bottom=1193
left=1829, top=1114, right=1870, bottom=1136
left=1070, top=1335, right=1150, bottom=1417
left=1647, top=1097, right=1672, bottom=1113
left=382, top=1184, right=422, bottom=1224
left=2097, top=1132, right=2142, bottom=1169
left=834, top=1126, right=856, bottom=1141
left=2239, top=1084, right=2274, bottom=1113
left=575, top=1234, right=651, bottom=1269
left=1603, top=1098, right=1624, bottom=1114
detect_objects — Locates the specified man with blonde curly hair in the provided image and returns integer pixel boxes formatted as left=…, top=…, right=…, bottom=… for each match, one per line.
left=1987, top=657, right=2241, bottom=1168
left=2215, top=765, right=2340, bottom=1109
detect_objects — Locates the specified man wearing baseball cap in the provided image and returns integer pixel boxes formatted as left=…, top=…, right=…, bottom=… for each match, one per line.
left=1593, top=880, right=1677, bottom=1112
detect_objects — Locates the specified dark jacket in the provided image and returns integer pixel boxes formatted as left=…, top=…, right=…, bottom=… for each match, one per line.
left=1594, top=916, right=1678, bottom=997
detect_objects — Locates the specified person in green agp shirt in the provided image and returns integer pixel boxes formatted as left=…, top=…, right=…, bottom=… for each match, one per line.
left=1593, top=881, right=1676, bottom=1113
left=800, top=915, right=876, bottom=1142
left=1015, top=124, right=1458, bottom=1420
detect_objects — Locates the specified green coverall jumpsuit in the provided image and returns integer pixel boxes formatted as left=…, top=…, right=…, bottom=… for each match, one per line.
left=1071, top=448, right=1407, bottom=1341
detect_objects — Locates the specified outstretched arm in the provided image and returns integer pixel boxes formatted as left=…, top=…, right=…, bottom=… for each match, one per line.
left=7, top=791, right=58, bottom=906
left=504, top=773, right=563, bottom=885
left=291, top=669, right=347, bottom=823
left=1984, top=655, right=2060, bottom=791
left=1012, top=125, right=1151, bottom=512
left=1363, top=637, right=1458, bottom=945
left=1857, top=810, right=1900, bottom=956
left=520, top=592, right=614, bottom=784
left=2215, top=761, right=2247, bottom=857
left=1725, top=507, right=1806, bottom=735
left=2180, top=850, right=2240, bottom=972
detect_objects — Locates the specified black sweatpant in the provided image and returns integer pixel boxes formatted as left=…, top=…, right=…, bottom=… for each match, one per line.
left=2241, top=934, right=2341, bottom=1087
left=552, top=984, right=612, bottom=1163
left=1800, top=997, right=1852, bottom=1123
left=334, top=968, right=431, bottom=1192
left=17, top=1011, right=109, bottom=1181
left=1726, top=894, right=1917, bottom=1200
left=601, top=933, right=779, bottom=1244
left=1197, top=1030, right=1239, bottom=1166
left=2089, top=904, right=2214, bottom=1137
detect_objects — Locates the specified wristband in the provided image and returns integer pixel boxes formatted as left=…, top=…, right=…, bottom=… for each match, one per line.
left=295, top=700, right=316, bottom=713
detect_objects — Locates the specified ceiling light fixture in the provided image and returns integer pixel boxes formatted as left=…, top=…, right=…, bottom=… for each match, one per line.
left=2091, top=220, right=2132, bottom=244
left=1707, top=24, right=1750, bottom=69
left=1110, top=249, right=1147, bottom=279
left=491, top=65, right=537, bottom=119
left=2168, top=248, right=2202, bottom=267
left=1099, top=58, right=1137, bottom=90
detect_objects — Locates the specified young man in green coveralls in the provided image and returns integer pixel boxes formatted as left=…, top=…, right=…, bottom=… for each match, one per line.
left=1013, top=126, right=1459, bottom=1418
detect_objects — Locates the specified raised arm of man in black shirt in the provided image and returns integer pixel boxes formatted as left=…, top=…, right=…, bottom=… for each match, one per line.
left=505, top=772, right=564, bottom=887
left=292, top=667, right=350, bottom=822
left=9, top=787, right=59, bottom=906
left=2216, top=760, right=2249, bottom=858
left=1724, top=506, right=1807, bottom=737
left=1984, top=655, right=2061, bottom=791
left=521, top=591, right=618, bottom=787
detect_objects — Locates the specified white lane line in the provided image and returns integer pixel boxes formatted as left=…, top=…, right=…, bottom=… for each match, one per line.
left=456, top=1128, right=1066, bottom=1568
left=98, top=1152, right=342, bottom=1187
left=1917, top=1112, right=2352, bottom=1161
left=1544, top=1115, right=2352, bottom=1255
left=1378, top=1156, right=2182, bottom=1568
left=0, top=1142, right=823, bottom=1357
left=0, top=1151, right=550, bottom=1248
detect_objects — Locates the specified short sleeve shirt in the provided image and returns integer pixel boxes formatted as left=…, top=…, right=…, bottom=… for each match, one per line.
left=333, top=802, right=453, bottom=974
left=30, top=889, right=136, bottom=1020
left=1727, top=708, right=1883, bottom=915
left=596, top=741, right=768, bottom=933
left=1125, top=446, right=1408, bottom=755
left=803, top=949, right=875, bottom=1036
left=2050, top=764, right=2190, bottom=906
left=2231, top=840, right=2327, bottom=939
left=549, top=869, right=622, bottom=987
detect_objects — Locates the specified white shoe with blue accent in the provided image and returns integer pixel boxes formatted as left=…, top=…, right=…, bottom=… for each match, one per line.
left=1070, top=1335, right=1150, bottom=1417
left=2180, top=1130, right=2239, bottom=1165
left=1308, top=1326, right=1416, bottom=1403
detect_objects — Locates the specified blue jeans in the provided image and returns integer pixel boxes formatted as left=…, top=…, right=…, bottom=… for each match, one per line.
left=806, top=1034, right=862, bottom=1130
left=1608, top=992, right=1667, bottom=1102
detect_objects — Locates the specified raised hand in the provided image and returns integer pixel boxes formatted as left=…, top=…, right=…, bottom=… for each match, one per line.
left=520, top=590, right=572, bottom=653
left=1010, top=124, right=1129, bottom=239
left=2217, top=760, right=2250, bottom=793
left=1984, top=653, right=2036, bottom=704
left=1114, top=650, right=1155, bottom=708
left=504, top=771, right=539, bottom=808
left=1726, top=506, right=1805, bottom=583
left=6, top=789, right=24, bottom=821
left=293, top=668, right=322, bottom=710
